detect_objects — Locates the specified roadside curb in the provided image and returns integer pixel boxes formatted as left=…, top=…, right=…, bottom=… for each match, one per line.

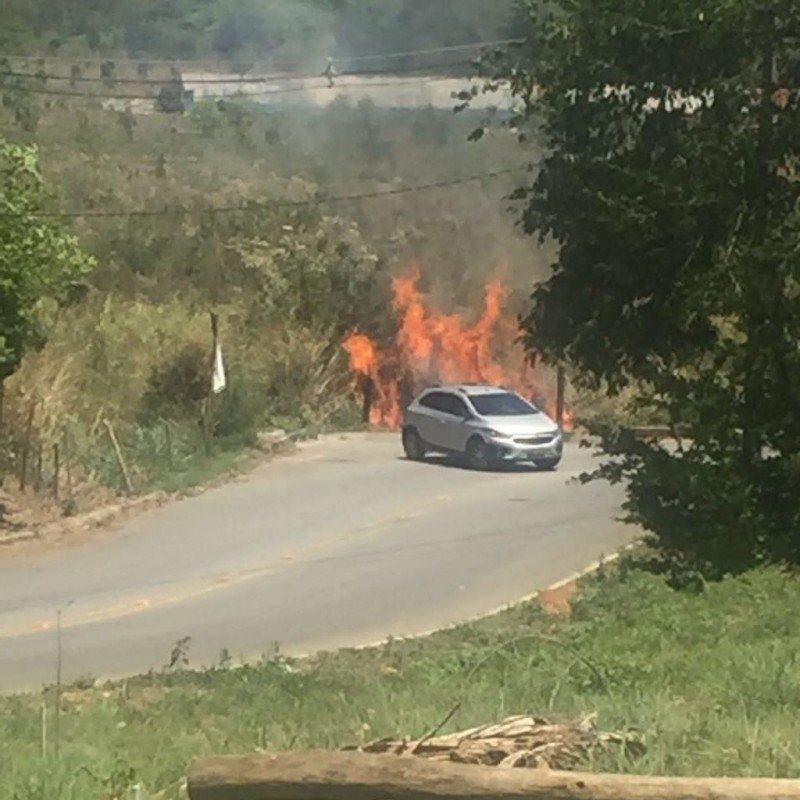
left=316, top=541, right=640, bottom=658
left=0, top=492, right=170, bottom=549
left=532, top=541, right=638, bottom=596
left=452, top=541, right=638, bottom=626
left=103, top=539, right=641, bottom=679
left=0, top=530, right=39, bottom=547
left=510, top=542, right=639, bottom=615
left=0, top=430, right=304, bottom=551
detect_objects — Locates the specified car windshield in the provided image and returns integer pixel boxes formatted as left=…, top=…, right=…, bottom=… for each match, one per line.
left=468, top=392, right=539, bottom=416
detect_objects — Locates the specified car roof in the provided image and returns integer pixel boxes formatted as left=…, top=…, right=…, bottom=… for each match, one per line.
left=422, top=383, right=511, bottom=396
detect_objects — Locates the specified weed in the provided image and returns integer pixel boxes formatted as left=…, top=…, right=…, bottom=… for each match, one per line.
left=2, top=565, right=800, bottom=799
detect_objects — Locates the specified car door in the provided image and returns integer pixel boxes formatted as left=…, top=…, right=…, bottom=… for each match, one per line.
left=414, top=391, right=451, bottom=450
left=437, top=393, right=473, bottom=452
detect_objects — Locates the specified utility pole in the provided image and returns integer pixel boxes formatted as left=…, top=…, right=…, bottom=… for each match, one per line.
left=555, top=365, right=566, bottom=430
left=202, top=311, right=222, bottom=456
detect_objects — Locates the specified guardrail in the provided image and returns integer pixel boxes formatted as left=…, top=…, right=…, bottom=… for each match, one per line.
left=187, top=750, right=800, bottom=800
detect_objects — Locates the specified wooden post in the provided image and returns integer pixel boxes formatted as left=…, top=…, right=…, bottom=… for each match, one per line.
left=202, top=311, right=220, bottom=456
left=19, top=401, right=36, bottom=491
left=52, top=443, right=60, bottom=500
left=103, top=420, right=134, bottom=494
left=164, top=420, right=173, bottom=467
left=63, top=434, right=73, bottom=501
left=210, top=311, right=220, bottom=349
left=555, top=365, right=566, bottom=429
left=40, top=702, right=47, bottom=759
left=187, top=750, right=800, bottom=800
left=54, top=605, right=66, bottom=759
left=35, top=441, right=43, bottom=492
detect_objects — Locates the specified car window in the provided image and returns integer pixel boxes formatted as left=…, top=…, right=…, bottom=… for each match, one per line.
left=440, top=394, right=469, bottom=418
left=418, top=392, right=468, bottom=417
left=419, top=392, right=449, bottom=412
left=468, top=392, right=539, bottom=416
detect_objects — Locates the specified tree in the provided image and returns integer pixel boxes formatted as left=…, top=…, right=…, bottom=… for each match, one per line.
left=231, top=209, right=383, bottom=337
left=482, top=0, right=800, bottom=584
left=0, top=138, right=95, bottom=383
left=155, top=79, right=186, bottom=114
left=5, top=0, right=523, bottom=64
left=331, top=0, right=522, bottom=67
left=354, top=98, right=390, bottom=164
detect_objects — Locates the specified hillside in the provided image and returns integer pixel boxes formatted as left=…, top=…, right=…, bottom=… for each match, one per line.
left=0, top=1, right=559, bottom=523
left=1, top=0, right=523, bottom=67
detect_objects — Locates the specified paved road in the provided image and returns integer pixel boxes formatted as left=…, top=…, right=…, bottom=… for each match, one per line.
left=0, top=433, right=632, bottom=693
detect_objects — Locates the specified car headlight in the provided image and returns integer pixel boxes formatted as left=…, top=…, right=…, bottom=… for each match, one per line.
left=484, top=429, right=507, bottom=439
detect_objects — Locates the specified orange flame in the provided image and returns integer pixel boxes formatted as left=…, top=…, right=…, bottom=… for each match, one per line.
left=342, top=268, right=571, bottom=429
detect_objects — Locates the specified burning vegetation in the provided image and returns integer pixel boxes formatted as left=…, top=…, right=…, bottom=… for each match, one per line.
left=342, top=267, right=569, bottom=428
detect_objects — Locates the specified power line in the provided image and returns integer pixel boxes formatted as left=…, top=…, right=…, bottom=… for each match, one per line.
left=0, top=60, right=476, bottom=87
left=0, top=38, right=524, bottom=70
left=1, top=74, right=478, bottom=102
left=5, top=168, right=524, bottom=220
left=329, top=38, right=523, bottom=64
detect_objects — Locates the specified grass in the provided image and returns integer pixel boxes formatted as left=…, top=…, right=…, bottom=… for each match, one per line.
left=3, top=561, right=800, bottom=799
left=84, top=414, right=362, bottom=496
left=1, top=291, right=368, bottom=517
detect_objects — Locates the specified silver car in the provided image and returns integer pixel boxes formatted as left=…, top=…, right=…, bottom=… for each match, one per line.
left=401, top=384, right=564, bottom=470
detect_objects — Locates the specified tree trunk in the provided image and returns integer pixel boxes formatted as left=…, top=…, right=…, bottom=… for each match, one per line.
left=188, top=750, right=800, bottom=800
left=360, top=374, right=374, bottom=424
left=741, top=8, right=776, bottom=468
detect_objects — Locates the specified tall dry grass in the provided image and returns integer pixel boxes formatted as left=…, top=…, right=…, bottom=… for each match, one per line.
left=2, top=295, right=361, bottom=506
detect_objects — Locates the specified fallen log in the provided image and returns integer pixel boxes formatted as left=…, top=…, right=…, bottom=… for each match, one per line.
left=188, top=749, right=800, bottom=800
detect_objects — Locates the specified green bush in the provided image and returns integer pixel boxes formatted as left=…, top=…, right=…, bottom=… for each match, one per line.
left=139, top=341, right=209, bottom=424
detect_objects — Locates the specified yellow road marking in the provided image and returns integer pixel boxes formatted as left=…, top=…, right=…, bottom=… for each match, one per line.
left=0, top=470, right=541, bottom=639
left=31, top=622, right=52, bottom=633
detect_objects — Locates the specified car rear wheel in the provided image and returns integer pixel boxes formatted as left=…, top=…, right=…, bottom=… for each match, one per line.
left=402, top=427, right=427, bottom=461
left=466, top=437, right=493, bottom=470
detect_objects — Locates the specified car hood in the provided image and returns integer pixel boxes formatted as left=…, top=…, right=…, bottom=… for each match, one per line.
left=477, top=414, right=559, bottom=437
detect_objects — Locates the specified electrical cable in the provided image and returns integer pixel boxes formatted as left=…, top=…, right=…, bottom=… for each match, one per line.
left=1, top=167, right=527, bottom=220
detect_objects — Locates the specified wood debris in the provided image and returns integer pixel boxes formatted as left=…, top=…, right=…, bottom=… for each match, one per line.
left=345, top=713, right=646, bottom=771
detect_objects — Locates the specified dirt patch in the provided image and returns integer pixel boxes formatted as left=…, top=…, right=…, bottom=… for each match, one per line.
left=0, top=434, right=307, bottom=560
left=0, top=479, right=116, bottom=533
left=536, top=581, right=579, bottom=616
left=0, top=490, right=172, bottom=561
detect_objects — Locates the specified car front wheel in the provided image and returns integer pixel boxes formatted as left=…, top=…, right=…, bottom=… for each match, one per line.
left=402, top=427, right=427, bottom=461
left=466, top=437, right=494, bottom=470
